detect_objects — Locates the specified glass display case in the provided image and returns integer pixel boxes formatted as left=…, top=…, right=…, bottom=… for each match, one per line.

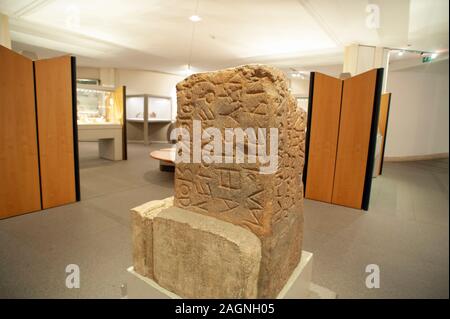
left=148, top=96, right=172, bottom=121
left=126, top=94, right=173, bottom=144
left=76, top=85, right=127, bottom=160
left=126, top=96, right=145, bottom=121
left=77, top=86, right=122, bottom=125
left=296, top=96, right=309, bottom=113
left=126, top=95, right=172, bottom=122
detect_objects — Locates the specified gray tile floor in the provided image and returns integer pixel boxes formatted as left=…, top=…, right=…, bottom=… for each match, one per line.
left=0, top=142, right=448, bottom=298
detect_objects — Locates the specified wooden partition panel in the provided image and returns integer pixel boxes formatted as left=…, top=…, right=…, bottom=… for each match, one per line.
left=305, top=73, right=343, bottom=203
left=377, top=93, right=391, bottom=175
left=113, top=86, right=127, bottom=160
left=332, top=69, right=379, bottom=209
left=34, top=56, right=76, bottom=209
left=0, top=46, right=42, bottom=218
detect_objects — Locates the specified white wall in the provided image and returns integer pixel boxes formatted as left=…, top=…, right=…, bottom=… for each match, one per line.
left=289, top=64, right=343, bottom=96
left=115, top=69, right=184, bottom=120
left=77, top=67, right=100, bottom=80
left=385, top=59, right=449, bottom=158
left=115, top=69, right=183, bottom=96
left=290, top=78, right=309, bottom=96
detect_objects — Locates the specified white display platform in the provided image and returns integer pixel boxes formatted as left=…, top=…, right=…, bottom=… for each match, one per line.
left=78, top=123, right=123, bottom=161
left=125, top=250, right=336, bottom=299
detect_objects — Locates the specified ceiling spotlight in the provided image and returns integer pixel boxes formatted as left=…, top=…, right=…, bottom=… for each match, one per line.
left=398, top=50, right=404, bottom=56
left=189, top=15, right=202, bottom=22
left=182, top=65, right=194, bottom=76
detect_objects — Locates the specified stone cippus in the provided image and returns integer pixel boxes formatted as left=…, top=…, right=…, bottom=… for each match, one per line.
left=171, top=119, right=279, bottom=174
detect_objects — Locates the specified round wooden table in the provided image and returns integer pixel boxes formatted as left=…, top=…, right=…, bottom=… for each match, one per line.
left=150, top=148, right=176, bottom=171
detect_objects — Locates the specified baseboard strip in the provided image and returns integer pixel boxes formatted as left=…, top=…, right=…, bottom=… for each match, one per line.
left=384, top=153, right=449, bottom=162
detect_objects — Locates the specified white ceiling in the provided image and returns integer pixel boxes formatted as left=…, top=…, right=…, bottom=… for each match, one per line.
left=1, top=0, right=448, bottom=75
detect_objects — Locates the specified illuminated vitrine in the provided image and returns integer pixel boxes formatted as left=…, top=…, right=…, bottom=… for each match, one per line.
left=77, top=86, right=123, bottom=125
left=76, top=85, right=127, bottom=161
left=126, top=94, right=173, bottom=144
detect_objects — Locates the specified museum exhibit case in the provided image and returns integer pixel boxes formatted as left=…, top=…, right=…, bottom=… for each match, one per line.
left=296, top=96, right=309, bottom=113
left=77, top=85, right=127, bottom=161
left=0, top=45, right=80, bottom=219
left=303, top=69, right=383, bottom=210
left=126, top=94, right=173, bottom=144
left=129, top=65, right=307, bottom=298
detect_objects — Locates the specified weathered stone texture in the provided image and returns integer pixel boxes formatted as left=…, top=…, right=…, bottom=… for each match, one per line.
left=131, top=197, right=173, bottom=278
left=152, top=206, right=261, bottom=299
left=175, top=65, right=306, bottom=237
left=174, top=65, right=306, bottom=297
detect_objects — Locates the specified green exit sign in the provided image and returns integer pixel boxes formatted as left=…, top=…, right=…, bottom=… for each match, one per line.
left=422, top=56, right=432, bottom=63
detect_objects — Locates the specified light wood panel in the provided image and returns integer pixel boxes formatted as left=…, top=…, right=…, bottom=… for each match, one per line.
left=332, top=69, right=378, bottom=209
left=34, top=56, right=76, bottom=209
left=305, top=73, right=343, bottom=203
left=0, top=45, right=42, bottom=218
left=113, top=86, right=127, bottom=160
left=377, top=93, right=391, bottom=175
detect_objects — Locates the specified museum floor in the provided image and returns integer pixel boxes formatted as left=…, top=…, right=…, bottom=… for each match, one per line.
left=0, top=142, right=448, bottom=298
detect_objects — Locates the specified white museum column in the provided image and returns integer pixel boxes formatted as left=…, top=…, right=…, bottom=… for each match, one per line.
left=343, top=44, right=391, bottom=93
left=0, top=13, right=12, bottom=49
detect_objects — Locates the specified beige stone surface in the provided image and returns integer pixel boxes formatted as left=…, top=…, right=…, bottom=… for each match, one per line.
left=152, top=206, right=261, bottom=299
left=131, top=197, right=173, bottom=278
left=174, top=64, right=306, bottom=297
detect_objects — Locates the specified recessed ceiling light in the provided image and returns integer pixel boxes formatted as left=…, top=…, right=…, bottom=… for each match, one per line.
left=189, top=15, right=202, bottom=22
left=398, top=50, right=404, bottom=56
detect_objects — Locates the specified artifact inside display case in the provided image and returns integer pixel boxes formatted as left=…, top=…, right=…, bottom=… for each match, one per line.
left=126, top=95, right=172, bottom=122
left=77, top=87, right=122, bottom=125
left=131, top=65, right=306, bottom=298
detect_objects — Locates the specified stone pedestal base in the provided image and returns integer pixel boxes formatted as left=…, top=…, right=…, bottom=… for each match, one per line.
left=131, top=198, right=304, bottom=298
left=125, top=251, right=336, bottom=299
